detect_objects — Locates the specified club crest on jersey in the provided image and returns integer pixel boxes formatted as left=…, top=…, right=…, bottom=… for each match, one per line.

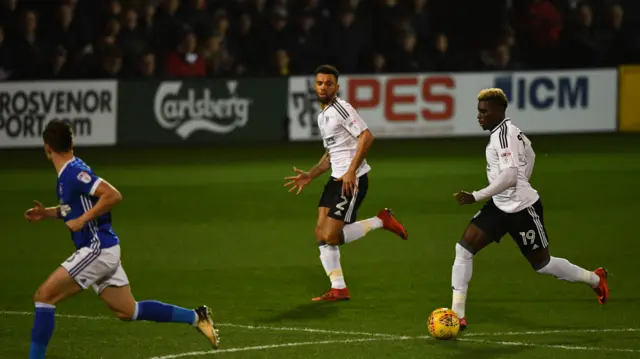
left=77, top=171, right=92, bottom=184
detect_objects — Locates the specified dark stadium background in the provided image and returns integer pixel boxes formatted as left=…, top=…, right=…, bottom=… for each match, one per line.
left=1, top=1, right=639, bottom=358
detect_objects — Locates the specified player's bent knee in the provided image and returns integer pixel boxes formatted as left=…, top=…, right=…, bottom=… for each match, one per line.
left=455, top=243, right=474, bottom=262
left=459, top=224, right=492, bottom=254
left=33, top=289, right=52, bottom=304
left=530, top=256, right=551, bottom=272
left=320, top=231, right=340, bottom=245
left=526, top=247, right=551, bottom=271
left=108, top=301, right=135, bottom=321
left=315, top=226, right=324, bottom=243
left=33, top=286, right=60, bottom=305
left=114, top=310, right=134, bottom=321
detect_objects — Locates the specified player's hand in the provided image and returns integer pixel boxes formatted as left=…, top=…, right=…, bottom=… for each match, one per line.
left=335, top=170, right=357, bottom=197
left=454, top=191, right=476, bottom=205
left=284, top=167, right=312, bottom=195
left=65, top=217, right=86, bottom=232
left=25, top=200, right=46, bottom=222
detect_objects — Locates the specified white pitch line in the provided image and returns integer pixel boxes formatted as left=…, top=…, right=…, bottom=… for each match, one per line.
left=460, top=338, right=640, bottom=354
left=218, top=323, right=404, bottom=339
left=4, top=309, right=640, bottom=357
left=148, top=337, right=406, bottom=359
left=463, top=328, right=640, bottom=337
left=152, top=335, right=640, bottom=359
left=0, top=310, right=401, bottom=338
left=3, top=310, right=639, bottom=340
left=0, top=310, right=109, bottom=321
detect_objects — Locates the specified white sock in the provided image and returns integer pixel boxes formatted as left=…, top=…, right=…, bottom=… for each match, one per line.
left=537, top=256, right=600, bottom=288
left=343, top=217, right=383, bottom=244
left=35, top=302, right=56, bottom=309
left=192, top=310, right=198, bottom=326
left=319, top=244, right=346, bottom=289
left=451, top=243, right=473, bottom=319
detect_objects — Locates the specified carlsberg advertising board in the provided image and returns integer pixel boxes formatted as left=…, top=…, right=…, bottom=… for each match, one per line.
left=0, top=81, right=118, bottom=148
left=153, top=81, right=251, bottom=138
left=117, top=78, right=287, bottom=145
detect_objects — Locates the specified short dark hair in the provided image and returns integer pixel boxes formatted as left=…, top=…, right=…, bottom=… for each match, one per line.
left=43, top=120, right=74, bottom=153
left=314, top=64, right=339, bottom=81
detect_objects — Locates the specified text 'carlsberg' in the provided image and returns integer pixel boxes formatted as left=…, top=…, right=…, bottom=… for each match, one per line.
left=153, top=81, right=252, bottom=139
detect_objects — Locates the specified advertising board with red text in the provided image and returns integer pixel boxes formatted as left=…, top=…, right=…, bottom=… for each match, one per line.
left=287, top=69, right=617, bottom=140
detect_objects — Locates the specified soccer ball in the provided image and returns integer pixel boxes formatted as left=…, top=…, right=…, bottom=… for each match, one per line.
left=427, top=308, right=460, bottom=340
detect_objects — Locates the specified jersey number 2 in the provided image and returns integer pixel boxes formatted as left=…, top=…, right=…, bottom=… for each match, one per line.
left=336, top=196, right=349, bottom=211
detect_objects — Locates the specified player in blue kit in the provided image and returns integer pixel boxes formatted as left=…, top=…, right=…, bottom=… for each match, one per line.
left=24, top=120, right=220, bottom=359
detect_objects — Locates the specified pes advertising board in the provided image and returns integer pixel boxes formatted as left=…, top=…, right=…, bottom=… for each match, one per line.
left=0, top=81, right=118, bottom=148
left=288, top=69, right=617, bottom=140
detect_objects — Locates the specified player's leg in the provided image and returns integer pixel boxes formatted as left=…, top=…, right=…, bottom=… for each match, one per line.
left=312, top=175, right=407, bottom=301
left=314, top=206, right=350, bottom=301
left=321, top=174, right=406, bottom=245
left=313, top=177, right=350, bottom=301
left=29, top=251, right=88, bottom=359
left=97, top=262, right=220, bottom=348
left=509, top=200, right=609, bottom=304
left=313, top=175, right=373, bottom=301
left=451, top=201, right=508, bottom=329
left=329, top=174, right=407, bottom=244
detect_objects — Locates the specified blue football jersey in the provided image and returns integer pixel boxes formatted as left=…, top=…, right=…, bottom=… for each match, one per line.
left=56, top=157, right=119, bottom=250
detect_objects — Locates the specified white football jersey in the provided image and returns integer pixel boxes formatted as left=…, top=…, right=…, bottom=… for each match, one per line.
left=317, top=97, right=371, bottom=178
left=485, top=118, right=539, bottom=213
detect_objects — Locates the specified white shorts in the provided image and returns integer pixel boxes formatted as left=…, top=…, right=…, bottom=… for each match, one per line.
left=61, top=244, right=130, bottom=294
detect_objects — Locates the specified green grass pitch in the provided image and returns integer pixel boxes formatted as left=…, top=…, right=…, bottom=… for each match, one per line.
left=1, top=133, right=640, bottom=359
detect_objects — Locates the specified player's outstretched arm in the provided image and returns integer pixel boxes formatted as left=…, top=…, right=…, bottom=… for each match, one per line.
left=454, top=168, right=517, bottom=205
left=454, top=129, right=521, bottom=205
left=284, top=151, right=330, bottom=195
left=66, top=180, right=122, bottom=231
left=24, top=201, right=61, bottom=222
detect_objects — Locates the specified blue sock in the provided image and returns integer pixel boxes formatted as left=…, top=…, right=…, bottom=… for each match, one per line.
left=29, top=303, right=56, bottom=359
left=132, top=300, right=196, bottom=325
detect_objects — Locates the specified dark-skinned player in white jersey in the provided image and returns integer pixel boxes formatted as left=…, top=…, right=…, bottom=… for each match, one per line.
left=451, top=88, right=610, bottom=330
left=284, top=65, right=408, bottom=301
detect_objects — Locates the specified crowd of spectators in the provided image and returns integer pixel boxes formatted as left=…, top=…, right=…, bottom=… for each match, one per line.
left=0, top=0, right=638, bottom=80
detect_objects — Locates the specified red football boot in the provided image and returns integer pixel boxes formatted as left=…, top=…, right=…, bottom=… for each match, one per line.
left=312, top=288, right=350, bottom=301
left=592, top=267, right=609, bottom=304
left=376, top=208, right=408, bottom=240
left=459, top=317, right=468, bottom=331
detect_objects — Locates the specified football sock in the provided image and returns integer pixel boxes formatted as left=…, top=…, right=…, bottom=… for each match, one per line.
left=319, top=244, right=346, bottom=289
left=451, top=243, right=474, bottom=319
left=132, top=301, right=198, bottom=325
left=29, top=302, right=55, bottom=359
left=536, top=256, right=600, bottom=288
left=342, top=217, right=383, bottom=244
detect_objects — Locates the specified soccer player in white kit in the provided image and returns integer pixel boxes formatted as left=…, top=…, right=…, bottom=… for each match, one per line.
left=284, top=65, right=408, bottom=301
left=451, top=88, right=610, bottom=330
